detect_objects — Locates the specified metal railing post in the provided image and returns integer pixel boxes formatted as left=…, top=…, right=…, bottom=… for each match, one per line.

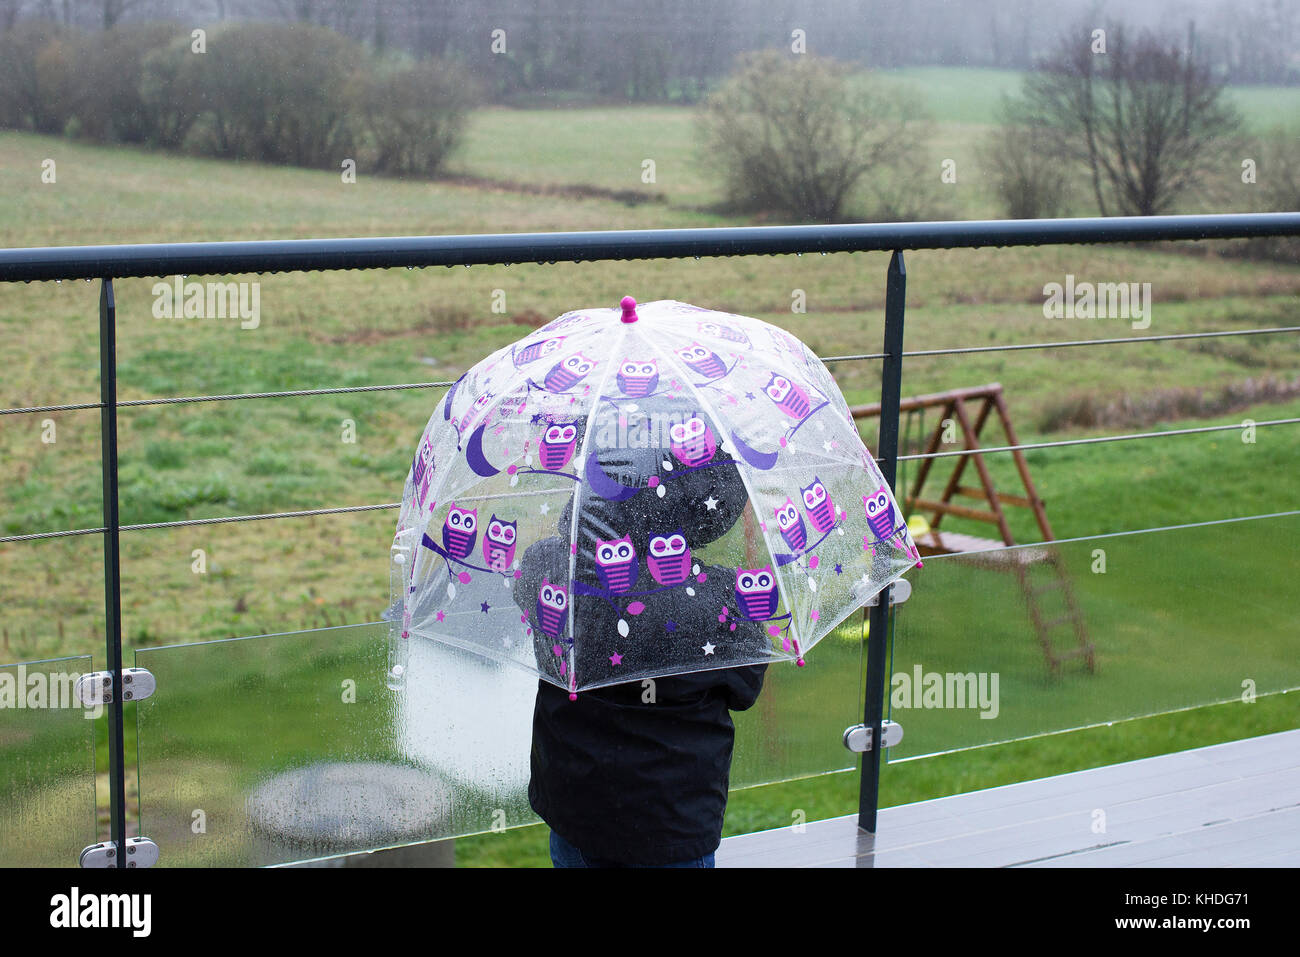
left=98, top=278, right=128, bottom=866
left=859, top=250, right=906, bottom=832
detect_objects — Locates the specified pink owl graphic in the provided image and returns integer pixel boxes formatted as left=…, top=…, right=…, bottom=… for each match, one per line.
left=774, top=497, right=807, bottom=552
left=543, top=352, right=595, bottom=392
left=616, top=358, right=659, bottom=397
left=594, top=535, right=637, bottom=594
left=677, top=342, right=727, bottom=380
left=514, top=335, right=565, bottom=366
left=539, top=421, right=579, bottom=470
left=765, top=372, right=812, bottom=420
left=412, top=437, right=435, bottom=508
left=801, top=476, right=836, bottom=533
left=735, top=566, right=779, bottom=620
left=668, top=415, right=716, bottom=468
left=481, top=514, right=517, bottom=571
left=536, top=578, right=568, bottom=637
left=441, top=504, right=478, bottom=560
left=697, top=319, right=749, bottom=345
left=647, top=529, right=691, bottom=586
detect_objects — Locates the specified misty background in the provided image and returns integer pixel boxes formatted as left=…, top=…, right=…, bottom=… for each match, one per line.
left=3, top=0, right=1296, bottom=100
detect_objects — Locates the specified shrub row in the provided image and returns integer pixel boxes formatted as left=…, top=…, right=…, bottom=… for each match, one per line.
left=0, top=20, right=479, bottom=176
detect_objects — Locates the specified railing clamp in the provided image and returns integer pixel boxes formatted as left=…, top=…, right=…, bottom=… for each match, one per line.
left=80, top=837, right=159, bottom=868
left=843, top=720, right=904, bottom=753
left=864, top=578, right=912, bottom=606
left=75, top=667, right=156, bottom=705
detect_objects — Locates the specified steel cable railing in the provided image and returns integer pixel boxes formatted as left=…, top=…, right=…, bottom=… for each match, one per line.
left=2, top=211, right=1297, bottom=861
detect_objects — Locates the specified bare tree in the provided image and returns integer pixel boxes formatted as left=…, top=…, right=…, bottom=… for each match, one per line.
left=1012, top=21, right=1243, bottom=217
left=698, top=50, right=927, bottom=222
left=978, top=97, right=1072, bottom=219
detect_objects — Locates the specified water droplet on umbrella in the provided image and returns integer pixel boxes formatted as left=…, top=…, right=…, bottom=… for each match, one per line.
left=617, top=619, right=629, bottom=637
left=446, top=582, right=456, bottom=599
left=656, top=485, right=666, bottom=498
left=685, top=587, right=696, bottom=597
left=661, top=459, right=673, bottom=471
left=808, top=578, right=817, bottom=592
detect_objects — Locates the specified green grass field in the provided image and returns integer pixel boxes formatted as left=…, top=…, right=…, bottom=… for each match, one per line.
left=0, top=66, right=1297, bottom=865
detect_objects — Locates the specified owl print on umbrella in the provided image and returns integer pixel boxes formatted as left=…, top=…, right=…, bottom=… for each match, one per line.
left=418, top=503, right=526, bottom=587
left=394, top=297, right=922, bottom=697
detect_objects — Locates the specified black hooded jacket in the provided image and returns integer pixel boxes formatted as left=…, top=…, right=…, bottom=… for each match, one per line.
left=528, top=662, right=767, bottom=865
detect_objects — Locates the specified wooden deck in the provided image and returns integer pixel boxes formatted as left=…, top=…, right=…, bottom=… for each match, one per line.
left=718, top=729, right=1300, bottom=867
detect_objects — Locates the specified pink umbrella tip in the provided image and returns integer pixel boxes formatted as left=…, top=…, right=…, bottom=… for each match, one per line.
left=619, top=296, right=639, bottom=323
left=568, top=692, right=578, bottom=701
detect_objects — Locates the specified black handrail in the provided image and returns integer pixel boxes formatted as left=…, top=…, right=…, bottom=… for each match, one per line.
left=2, top=212, right=1298, bottom=281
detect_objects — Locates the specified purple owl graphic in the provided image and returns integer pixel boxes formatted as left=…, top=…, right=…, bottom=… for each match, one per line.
left=647, top=529, right=691, bottom=586
left=774, top=497, right=807, bottom=552
left=482, top=514, right=517, bottom=571
left=677, top=342, right=727, bottom=380
left=616, top=358, right=659, bottom=397
left=536, top=578, right=568, bottom=637
left=441, top=504, right=478, bottom=560
left=514, top=335, right=565, bottom=366
left=412, top=437, right=435, bottom=508
left=862, top=486, right=910, bottom=556
left=668, top=415, right=717, bottom=468
left=543, top=352, right=596, bottom=392
left=539, top=421, right=579, bottom=470
left=801, top=476, right=836, bottom=533
left=594, top=535, right=637, bottom=594
left=765, top=372, right=812, bottom=420
left=697, top=319, right=748, bottom=345
left=735, top=566, right=779, bottom=620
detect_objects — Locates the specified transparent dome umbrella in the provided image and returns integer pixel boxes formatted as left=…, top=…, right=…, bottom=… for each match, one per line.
left=387, top=298, right=921, bottom=698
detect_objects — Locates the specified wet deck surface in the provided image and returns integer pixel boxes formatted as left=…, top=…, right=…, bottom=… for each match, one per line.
left=717, top=729, right=1300, bottom=867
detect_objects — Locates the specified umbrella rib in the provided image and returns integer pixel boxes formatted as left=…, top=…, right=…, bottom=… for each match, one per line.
left=642, top=323, right=805, bottom=657
left=566, top=321, right=629, bottom=693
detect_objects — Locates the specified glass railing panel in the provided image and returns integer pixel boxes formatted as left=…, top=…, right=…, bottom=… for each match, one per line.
left=136, top=613, right=864, bottom=865
left=0, top=655, right=98, bottom=866
left=884, top=514, right=1300, bottom=761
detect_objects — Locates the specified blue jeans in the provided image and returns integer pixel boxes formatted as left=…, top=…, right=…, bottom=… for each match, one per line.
left=548, top=829, right=715, bottom=868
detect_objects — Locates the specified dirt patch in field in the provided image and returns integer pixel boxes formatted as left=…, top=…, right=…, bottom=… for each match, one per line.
left=445, top=173, right=666, bottom=207
left=1038, top=374, right=1300, bottom=432
left=317, top=308, right=551, bottom=344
